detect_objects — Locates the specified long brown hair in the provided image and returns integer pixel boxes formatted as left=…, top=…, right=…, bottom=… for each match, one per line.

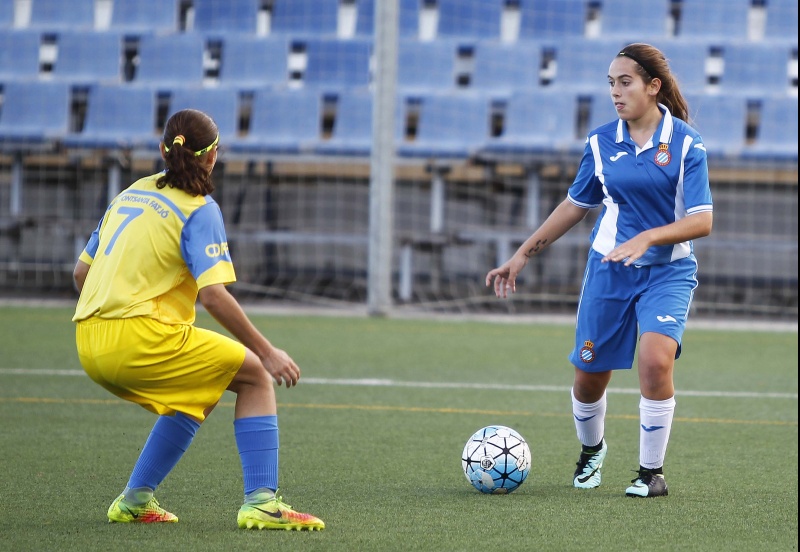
left=617, top=43, right=691, bottom=124
left=157, top=109, right=218, bottom=196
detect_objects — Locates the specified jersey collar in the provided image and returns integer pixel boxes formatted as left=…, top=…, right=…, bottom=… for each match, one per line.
left=616, top=103, right=675, bottom=147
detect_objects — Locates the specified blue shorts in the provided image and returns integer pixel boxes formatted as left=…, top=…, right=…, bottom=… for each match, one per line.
left=569, top=249, right=699, bottom=372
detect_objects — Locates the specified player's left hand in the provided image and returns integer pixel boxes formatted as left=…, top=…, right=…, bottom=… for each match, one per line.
left=601, top=233, right=652, bottom=266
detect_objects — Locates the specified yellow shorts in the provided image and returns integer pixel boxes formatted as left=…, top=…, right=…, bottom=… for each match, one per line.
left=75, top=316, right=246, bottom=421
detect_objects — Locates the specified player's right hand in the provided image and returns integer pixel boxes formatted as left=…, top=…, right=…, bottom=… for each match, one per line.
left=485, top=254, right=528, bottom=298
left=261, top=347, right=301, bottom=388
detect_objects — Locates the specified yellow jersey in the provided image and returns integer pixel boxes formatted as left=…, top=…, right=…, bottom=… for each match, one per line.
left=73, top=173, right=235, bottom=325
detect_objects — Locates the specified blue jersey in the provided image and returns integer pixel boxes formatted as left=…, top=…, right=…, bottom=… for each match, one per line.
left=567, top=104, right=712, bottom=266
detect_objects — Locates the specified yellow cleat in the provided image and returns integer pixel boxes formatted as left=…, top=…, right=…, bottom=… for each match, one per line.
left=237, top=495, right=324, bottom=531
left=107, top=494, right=178, bottom=523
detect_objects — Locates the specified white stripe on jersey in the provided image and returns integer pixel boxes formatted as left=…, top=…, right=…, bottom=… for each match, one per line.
left=670, top=135, right=695, bottom=261
left=589, top=134, right=618, bottom=255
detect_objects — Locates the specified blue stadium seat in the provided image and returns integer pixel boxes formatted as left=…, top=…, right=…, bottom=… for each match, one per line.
left=482, top=90, right=578, bottom=158
left=764, top=0, right=798, bottom=39
left=109, top=0, right=178, bottom=34
left=436, top=0, right=504, bottom=40
left=397, top=93, right=490, bottom=159
left=355, top=0, right=375, bottom=36
left=397, top=39, right=456, bottom=93
left=0, top=81, right=71, bottom=147
left=315, top=90, right=373, bottom=157
left=231, top=89, right=321, bottom=155
left=0, top=0, right=14, bottom=28
left=586, top=90, right=619, bottom=132
left=301, top=37, right=372, bottom=88
left=29, top=0, right=96, bottom=30
left=167, top=87, right=240, bottom=146
left=135, top=34, right=206, bottom=87
left=685, top=93, right=748, bottom=159
left=551, top=38, right=627, bottom=93
left=719, top=42, right=793, bottom=96
left=399, top=0, right=423, bottom=37
left=744, top=96, right=798, bottom=161
left=51, top=31, right=123, bottom=84
left=0, top=29, right=41, bottom=80
left=518, top=0, right=588, bottom=40
left=656, top=39, right=710, bottom=94
left=679, top=0, right=751, bottom=40
left=598, top=0, right=670, bottom=38
left=219, top=35, right=288, bottom=88
left=63, top=84, right=157, bottom=150
left=270, top=0, right=339, bottom=37
left=471, top=41, right=542, bottom=94
left=314, top=90, right=405, bottom=157
left=193, top=0, right=260, bottom=34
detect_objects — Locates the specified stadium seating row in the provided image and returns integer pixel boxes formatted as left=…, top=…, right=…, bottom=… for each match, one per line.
left=0, top=29, right=796, bottom=96
left=1, top=0, right=797, bottom=41
left=0, top=82, right=796, bottom=162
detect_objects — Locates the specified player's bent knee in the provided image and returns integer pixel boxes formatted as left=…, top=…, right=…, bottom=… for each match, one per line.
left=228, top=350, right=273, bottom=392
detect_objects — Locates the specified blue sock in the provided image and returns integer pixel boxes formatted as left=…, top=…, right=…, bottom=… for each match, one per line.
left=126, top=412, right=201, bottom=494
left=234, top=416, right=279, bottom=497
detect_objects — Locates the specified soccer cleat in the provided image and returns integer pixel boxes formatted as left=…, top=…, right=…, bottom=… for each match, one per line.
left=626, top=468, right=669, bottom=498
left=573, top=439, right=608, bottom=489
left=107, top=494, right=178, bottom=523
left=237, top=494, right=325, bottom=531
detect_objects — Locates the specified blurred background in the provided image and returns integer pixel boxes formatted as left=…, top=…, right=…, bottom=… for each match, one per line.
left=0, top=0, right=796, bottom=323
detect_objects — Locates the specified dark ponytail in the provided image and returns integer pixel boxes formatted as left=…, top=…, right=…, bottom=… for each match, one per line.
left=157, top=109, right=219, bottom=196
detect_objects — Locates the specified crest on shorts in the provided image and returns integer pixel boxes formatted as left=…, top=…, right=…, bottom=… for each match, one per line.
left=579, top=340, right=596, bottom=363
left=654, top=143, right=671, bottom=166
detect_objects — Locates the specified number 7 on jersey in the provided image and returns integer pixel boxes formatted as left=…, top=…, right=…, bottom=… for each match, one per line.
left=104, top=206, right=144, bottom=255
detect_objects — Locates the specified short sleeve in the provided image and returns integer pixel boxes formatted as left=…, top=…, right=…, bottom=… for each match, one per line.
left=180, top=201, right=236, bottom=288
left=80, top=216, right=104, bottom=264
left=568, top=138, right=604, bottom=208
left=682, top=135, right=713, bottom=215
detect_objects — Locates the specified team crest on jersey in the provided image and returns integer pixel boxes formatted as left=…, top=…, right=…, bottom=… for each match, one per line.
left=579, top=340, right=596, bottom=363
left=654, top=143, right=671, bottom=166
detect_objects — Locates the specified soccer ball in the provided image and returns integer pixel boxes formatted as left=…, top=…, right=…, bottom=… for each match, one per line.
left=462, top=425, right=531, bottom=494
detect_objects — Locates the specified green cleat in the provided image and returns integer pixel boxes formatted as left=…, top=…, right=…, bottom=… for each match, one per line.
left=107, top=494, right=178, bottom=523
left=237, top=494, right=324, bottom=531
left=573, top=439, right=608, bottom=489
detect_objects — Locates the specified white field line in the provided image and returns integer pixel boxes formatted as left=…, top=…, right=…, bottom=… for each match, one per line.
left=0, top=369, right=796, bottom=400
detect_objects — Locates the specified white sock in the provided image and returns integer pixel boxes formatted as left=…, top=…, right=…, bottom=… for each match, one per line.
left=571, top=388, right=606, bottom=448
left=639, top=396, right=676, bottom=469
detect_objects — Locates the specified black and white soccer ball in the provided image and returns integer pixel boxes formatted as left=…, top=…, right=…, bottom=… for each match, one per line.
left=462, top=425, right=531, bottom=494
